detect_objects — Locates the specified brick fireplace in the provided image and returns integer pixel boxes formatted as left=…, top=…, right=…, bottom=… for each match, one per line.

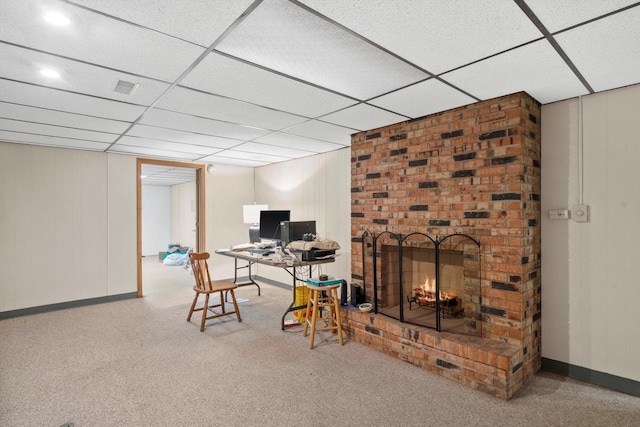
left=344, top=91, right=541, bottom=399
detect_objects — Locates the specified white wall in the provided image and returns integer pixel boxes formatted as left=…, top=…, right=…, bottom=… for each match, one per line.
left=204, top=164, right=256, bottom=280
left=0, top=143, right=120, bottom=311
left=254, top=148, right=352, bottom=286
left=141, top=185, right=171, bottom=256
left=0, top=142, right=253, bottom=312
left=170, top=180, right=196, bottom=249
left=541, top=84, right=640, bottom=382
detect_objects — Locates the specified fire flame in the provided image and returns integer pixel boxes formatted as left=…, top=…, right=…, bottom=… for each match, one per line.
left=423, top=275, right=435, bottom=292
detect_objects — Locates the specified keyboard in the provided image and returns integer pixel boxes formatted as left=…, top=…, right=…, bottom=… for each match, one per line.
left=249, top=248, right=274, bottom=255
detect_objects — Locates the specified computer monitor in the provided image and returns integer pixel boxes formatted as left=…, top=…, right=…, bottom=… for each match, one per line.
left=259, top=210, right=290, bottom=243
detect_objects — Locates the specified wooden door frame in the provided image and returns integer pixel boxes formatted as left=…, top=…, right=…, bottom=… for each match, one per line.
left=136, top=158, right=206, bottom=297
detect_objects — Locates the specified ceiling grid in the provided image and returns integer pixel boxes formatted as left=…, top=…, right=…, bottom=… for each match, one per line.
left=0, top=0, right=638, bottom=181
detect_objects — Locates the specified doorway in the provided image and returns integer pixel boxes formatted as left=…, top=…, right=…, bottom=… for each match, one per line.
left=136, top=158, right=206, bottom=297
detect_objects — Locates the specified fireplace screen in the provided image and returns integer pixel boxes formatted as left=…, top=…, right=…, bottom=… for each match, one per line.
left=363, top=231, right=481, bottom=336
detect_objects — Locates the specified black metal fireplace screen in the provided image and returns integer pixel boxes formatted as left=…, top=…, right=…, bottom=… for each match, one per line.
left=360, top=231, right=482, bottom=336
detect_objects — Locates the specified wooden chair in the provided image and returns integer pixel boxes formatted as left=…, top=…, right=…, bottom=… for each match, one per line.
left=188, top=252, right=242, bottom=331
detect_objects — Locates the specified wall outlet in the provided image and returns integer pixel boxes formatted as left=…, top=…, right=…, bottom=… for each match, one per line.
left=573, top=204, right=590, bottom=223
left=548, top=209, right=571, bottom=220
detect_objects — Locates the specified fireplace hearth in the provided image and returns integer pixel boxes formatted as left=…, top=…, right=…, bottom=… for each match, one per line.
left=346, top=91, right=541, bottom=399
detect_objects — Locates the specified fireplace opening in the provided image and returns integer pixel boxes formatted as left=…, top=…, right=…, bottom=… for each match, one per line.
left=363, top=231, right=481, bottom=336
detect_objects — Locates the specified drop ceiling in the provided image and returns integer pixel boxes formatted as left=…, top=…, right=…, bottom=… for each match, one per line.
left=1, top=0, right=639, bottom=168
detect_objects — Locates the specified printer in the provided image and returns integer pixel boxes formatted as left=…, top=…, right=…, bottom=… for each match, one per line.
left=286, top=239, right=340, bottom=261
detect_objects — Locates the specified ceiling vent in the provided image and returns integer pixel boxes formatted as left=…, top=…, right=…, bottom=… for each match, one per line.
left=114, top=80, right=139, bottom=95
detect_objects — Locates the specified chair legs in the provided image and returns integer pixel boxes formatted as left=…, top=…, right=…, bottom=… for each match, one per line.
left=188, top=289, right=242, bottom=331
left=187, top=292, right=199, bottom=322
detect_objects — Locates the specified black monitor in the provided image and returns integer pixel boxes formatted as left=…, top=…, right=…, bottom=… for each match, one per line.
left=259, top=210, right=290, bottom=242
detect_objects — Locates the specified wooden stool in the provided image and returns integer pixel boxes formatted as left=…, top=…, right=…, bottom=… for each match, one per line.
left=303, top=282, right=344, bottom=349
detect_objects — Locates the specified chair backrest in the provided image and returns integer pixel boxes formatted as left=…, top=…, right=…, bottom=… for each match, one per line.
left=189, top=252, right=213, bottom=291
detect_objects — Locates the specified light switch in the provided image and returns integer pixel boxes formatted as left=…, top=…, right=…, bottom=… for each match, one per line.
left=548, top=209, right=570, bottom=219
left=573, top=204, right=590, bottom=223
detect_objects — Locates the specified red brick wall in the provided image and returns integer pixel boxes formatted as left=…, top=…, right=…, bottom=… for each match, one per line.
left=349, top=91, right=541, bottom=397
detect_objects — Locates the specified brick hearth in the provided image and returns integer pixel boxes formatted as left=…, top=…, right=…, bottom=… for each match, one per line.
left=347, top=91, right=541, bottom=399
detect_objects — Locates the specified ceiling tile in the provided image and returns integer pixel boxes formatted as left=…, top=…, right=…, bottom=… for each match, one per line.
left=254, top=132, right=346, bottom=153
left=0, top=118, right=116, bottom=143
left=139, top=108, right=270, bottom=141
left=233, top=141, right=312, bottom=159
left=283, top=120, right=355, bottom=145
left=158, top=86, right=308, bottom=130
left=0, top=79, right=145, bottom=121
left=181, top=52, right=357, bottom=117
left=554, top=7, right=640, bottom=93
left=126, top=124, right=242, bottom=149
left=210, top=149, right=290, bottom=164
left=141, top=164, right=196, bottom=186
left=369, top=79, right=477, bottom=119
left=525, top=0, right=637, bottom=33
left=320, top=104, right=408, bottom=131
left=0, top=0, right=205, bottom=81
left=0, top=43, right=171, bottom=106
left=442, top=39, right=589, bottom=104
left=107, top=144, right=203, bottom=161
left=216, top=0, right=428, bottom=99
left=0, top=130, right=109, bottom=151
left=0, top=102, right=130, bottom=133
left=299, top=0, right=542, bottom=74
left=198, top=154, right=266, bottom=168
left=72, top=0, right=256, bottom=47
left=117, top=136, right=222, bottom=156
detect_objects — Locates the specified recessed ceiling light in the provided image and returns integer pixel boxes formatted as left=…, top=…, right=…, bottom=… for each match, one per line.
left=40, top=68, right=60, bottom=78
left=44, top=11, right=70, bottom=26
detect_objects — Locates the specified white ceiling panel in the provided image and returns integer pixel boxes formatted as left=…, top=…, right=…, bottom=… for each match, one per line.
left=139, top=109, right=271, bottom=141
left=1, top=1, right=639, bottom=169
left=108, top=144, right=202, bottom=161
left=0, top=79, right=145, bottom=122
left=555, top=8, right=640, bottom=93
left=0, top=118, right=116, bottom=143
left=0, top=130, right=109, bottom=151
left=126, top=124, right=242, bottom=149
left=0, top=102, right=130, bottom=134
left=198, top=154, right=266, bottom=168
left=158, top=86, right=308, bottom=130
left=283, top=120, right=355, bottom=145
left=0, top=0, right=205, bottom=82
left=211, top=149, right=290, bottom=164
left=141, top=164, right=196, bottom=186
left=181, top=52, right=357, bottom=117
left=369, top=79, right=477, bottom=119
left=117, top=136, right=222, bottom=156
left=233, top=141, right=313, bottom=159
left=442, top=39, right=589, bottom=104
left=216, top=0, right=428, bottom=99
left=254, top=132, right=346, bottom=153
left=299, top=0, right=542, bottom=75
left=525, top=0, right=637, bottom=33
left=321, top=104, right=408, bottom=131
left=0, top=43, right=170, bottom=106
left=72, top=0, right=256, bottom=47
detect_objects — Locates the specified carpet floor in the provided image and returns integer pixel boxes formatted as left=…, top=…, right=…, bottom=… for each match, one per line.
left=0, top=257, right=638, bottom=426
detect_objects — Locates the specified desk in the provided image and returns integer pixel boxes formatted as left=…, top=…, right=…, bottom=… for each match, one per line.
left=216, top=250, right=335, bottom=330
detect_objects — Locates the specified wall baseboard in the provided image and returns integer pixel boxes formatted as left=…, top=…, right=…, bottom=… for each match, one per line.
left=1, top=278, right=289, bottom=320
left=0, top=292, right=138, bottom=320
left=542, top=357, right=640, bottom=397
